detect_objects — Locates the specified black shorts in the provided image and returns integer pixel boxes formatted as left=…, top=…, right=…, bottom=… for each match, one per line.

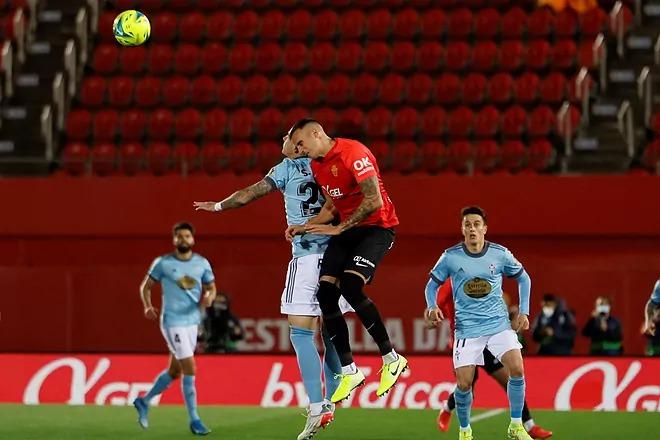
left=480, top=348, right=504, bottom=375
left=320, top=226, right=395, bottom=283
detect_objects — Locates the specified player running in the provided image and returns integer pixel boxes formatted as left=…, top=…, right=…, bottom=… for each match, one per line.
left=434, top=280, right=553, bottom=439
left=286, top=119, right=407, bottom=404
left=194, top=136, right=347, bottom=440
left=133, top=222, right=216, bottom=436
left=424, top=206, right=533, bottom=440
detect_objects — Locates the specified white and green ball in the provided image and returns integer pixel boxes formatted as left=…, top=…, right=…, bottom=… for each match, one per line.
left=113, top=10, right=151, bottom=46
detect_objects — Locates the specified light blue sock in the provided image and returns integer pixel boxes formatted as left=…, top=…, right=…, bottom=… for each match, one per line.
left=143, top=369, right=173, bottom=403
left=290, top=326, right=323, bottom=405
left=322, top=330, right=342, bottom=400
left=508, top=376, right=526, bottom=420
left=182, top=375, right=200, bottom=422
left=454, top=387, right=473, bottom=429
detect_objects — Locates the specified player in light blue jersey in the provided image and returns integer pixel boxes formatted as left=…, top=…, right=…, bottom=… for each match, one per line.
left=133, top=222, right=216, bottom=436
left=643, top=279, right=660, bottom=337
left=194, top=136, right=350, bottom=440
left=423, top=206, right=533, bottom=440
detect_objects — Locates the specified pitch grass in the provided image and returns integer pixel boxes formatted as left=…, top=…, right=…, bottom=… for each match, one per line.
left=0, top=404, right=654, bottom=439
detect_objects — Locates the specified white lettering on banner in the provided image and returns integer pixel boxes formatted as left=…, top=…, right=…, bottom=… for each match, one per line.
left=555, top=360, right=659, bottom=411
left=626, top=386, right=660, bottom=411
left=23, top=357, right=161, bottom=406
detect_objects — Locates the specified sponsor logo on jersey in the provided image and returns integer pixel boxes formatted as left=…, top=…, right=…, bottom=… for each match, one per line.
left=323, top=185, right=344, bottom=198
left=176, top=275, right=197, bottom=290
left=353, top=157, right=375, bottom=176
left=463, top=278, right=492, bottom=298
left=353, top=256, right=375, bottom=268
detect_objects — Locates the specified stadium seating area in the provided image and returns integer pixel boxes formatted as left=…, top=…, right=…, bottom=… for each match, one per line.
left=62, top=0, right=635, bottom=176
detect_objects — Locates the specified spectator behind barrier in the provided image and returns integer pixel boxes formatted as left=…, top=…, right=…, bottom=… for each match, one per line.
left=582, top=296, right=623, bottom=356
left=203, top=292, right=244, bottom=353
left=531, top=293, right=576, bottom=355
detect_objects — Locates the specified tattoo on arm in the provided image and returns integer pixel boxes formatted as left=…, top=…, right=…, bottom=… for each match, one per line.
left=220, top=179, right=275, bottom=210
left=338, top=176, right=383, bottom=232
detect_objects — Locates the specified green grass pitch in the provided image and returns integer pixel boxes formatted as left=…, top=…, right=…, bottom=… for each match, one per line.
left=0, top=404, right=654, bottom=439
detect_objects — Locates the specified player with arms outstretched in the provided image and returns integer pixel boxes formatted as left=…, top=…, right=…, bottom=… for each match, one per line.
left=424, top=206, right=533, bottom=440
left=133, top=222, right=216, bottom=436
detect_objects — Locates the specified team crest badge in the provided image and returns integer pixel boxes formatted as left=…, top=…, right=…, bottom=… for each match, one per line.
left=489, top=263, right=496, bottom=275
left=331, top=165, right=338, bottom=177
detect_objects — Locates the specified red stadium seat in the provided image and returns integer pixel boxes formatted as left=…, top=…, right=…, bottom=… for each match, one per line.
left=142, top=0, right=167, bottom=10
left=191, top=75, right=217, bottom=107
left=474, top=106, right=500, bottom=138
left=500, top=7, right=526, bottom=39
left=352, top=73, right=379, bottom=106
left=540, top=73, right=567, bottom=104
left=579, top=40, right=598, bottom=69
left=120, top=109, right=148, bottom=141
left=66, top=109, right=92, bottom=141
left=421, top=9, right=446, bottom=40
left=447, top=141, right=472, bottom=173
left=391, top=42, right=416, bottom=73
left=170, top=0, right=196, bottom=11
left=119, top=142, right=145, bottom=175
left=98, top=12, right=116, bottom=43
left=149, top=45, right=174, bottom=75
left=527, top=7, right=555, bottom=39
left=580, top=7, right=607, bottom=36
left=255, top=141, right=283, bottom=173
left=642, top=140, right=660, bottom=170
left=179, top=12, right=206, bottom=43
left=422, top=107, right=447, bottom=138
left=392, top=140, right=419, bottom=173
left=243, top=75, right=271, bottom=106
left=91, top=142, right=117, bottom=176
left=487, top=73, right=514, bottom=106
left=472, top=41, right=498, bottom=72
left=92, top=44, right=118, bottom=74
left=80, top=76, right=106, bottom=108
left=526, top=40, right=551, bottom=71
left=336, top=42, right=362, bottom=73
left=501, top=105, right=527, bottom=138
left=514, top=72, right=540, bottom=105
left=556, top=105, right=581, bottom=137
left=393, top=8, right=419, bottom=39
left=255, top=43, right=283, bottom=75
left=529, top=106, right=556, bottom=138
left=261, top=10, right=285, bottom=41
left=416, top=42, right=444, bottom=72
left=287, top=9, right=312, bottom=40
left=283, top=42, right=308, bottom=74
left=463, top=73, right=487, bottom=106
left=313, top=108, right=338, bottom=134
left=369, top=140, right=391, bottom=171
left=435, top=73, right=460, bottom=105
left=379, top=73, right=405, bottom=106
left=258, top=107, right=284, bottom=139
left=93, top=110, right=119, bottom=141
left=119, top=46, right=147, bottom=75
left=203, top=109, right=228, bottom=140
left=173, top=141, right=200, bottom=173
left=553, top=40, right=578, bottom=70
left=474, top=8, right=500, bottom=39
left=447, top=8, right=473, bottom=38
left=61, top=142, right=89, bottom=175
left=367, top=9, right=392, bottom=40
left=406, top=73, right=433, bottom=106
left=134, top=77, right=161, bottom=108
left=147, top=142, right=172, bottom=175
left=313, top=9, right=338, bottom=40
left=555, top=8, right=578, bottom=38
left=363, top=42, right=390, bottom=73
left=298, top=74, right=325, bottom=107
left=499, top=41, right=524, bottom=72
left=228, top=141, right=254, bottom=174
left=609, top=5, right=633, bottom=36
left=152, top=12, right=177, bottom=43
left=392, top=107, right=419, bottom=139
left=234, top=11, right=259, bottom=41
left=207, top=11, right=233, bottom=41
left=500, top=140, right=526, bottom=172
left=229, top=43, right=255, bottom=74
left=228, top=108, right=255, bottom=140
left=271, top=74, right=297, bottom=107
left=201, top=43, right=227, bottom=75
left=473, top=140, right=499, bottom=173
left=338, top=107, right=365, bottom=137
left=420, top=141, right=447, bottom=174
left=284, top=107, right=311, bottom=129
left=448, top=107, right=474, bottom=138
left=148, top=108, right=174, bottom=140
left=339, top=9, right=366, bottom=40
left=201, top=142, right=228, bottom=175
left=162, top=76, right=190, bottom=107
left=365, top=107, right=392, bottom=138
left=309, top=42, right=336, bottom=74
left=174, top=44, right=201, bottom=75
left=651, top=112, right=660, bottom=135
left=527, top=139, right=554, bottom=172
left=445, top=42, right=471, bottom=72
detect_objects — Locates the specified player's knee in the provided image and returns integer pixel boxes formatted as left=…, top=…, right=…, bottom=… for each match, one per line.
left=509, top=362, right=524, bottom=377
left=319, top=275, right=338, bottom=285
left=317, top=280, right=341, bottom=315
left=456, top=378, right=473, bottom=392
left=168, top=368, right=182, bottom=380
left=339, top=271, right=367, bottom=305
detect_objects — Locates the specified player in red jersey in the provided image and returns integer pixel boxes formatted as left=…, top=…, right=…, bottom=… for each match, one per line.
left=434, top=280, right=553, bottom=439
left=286, top=119, right=408, bottom=403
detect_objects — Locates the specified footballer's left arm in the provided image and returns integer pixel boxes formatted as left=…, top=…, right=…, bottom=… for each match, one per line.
left=513, top=269, right=531, bottom=331
left=201, top=281, right=217, bottom=307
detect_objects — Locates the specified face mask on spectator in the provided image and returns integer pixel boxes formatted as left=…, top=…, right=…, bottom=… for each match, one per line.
left=597, top=304, right=610, bottom=315
left=542, top=306, right=554, bottom=317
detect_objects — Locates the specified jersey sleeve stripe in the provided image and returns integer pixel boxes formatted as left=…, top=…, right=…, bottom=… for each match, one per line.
left=264, top=176, right=277, bottom=190
left=430, top=272, right=444, bottom=284
left=508, top=267, right=525, bottom=279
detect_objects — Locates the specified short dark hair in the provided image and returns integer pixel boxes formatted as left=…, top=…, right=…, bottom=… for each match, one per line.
left=173, top=222, right=195, bottom=236
left=543, top=293, right=556, bottom=303
left=461, top=206, right=487, bottom=224
left=288, top=118, right=319, bottom=137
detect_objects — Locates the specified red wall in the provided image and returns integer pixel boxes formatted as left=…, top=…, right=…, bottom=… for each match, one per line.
left=1, top=174, right=658, bottom=355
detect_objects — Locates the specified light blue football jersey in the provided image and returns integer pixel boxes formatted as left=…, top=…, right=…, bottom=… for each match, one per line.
left=148, top=253, right=215, bottom=327
left=651, top=280, right=660, bottom=305
left=265, top=158, right=329, bottom=258
left=430, top=242, right=525, bottom=340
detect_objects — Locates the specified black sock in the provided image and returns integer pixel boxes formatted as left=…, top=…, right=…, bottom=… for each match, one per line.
left=522, top=401, right=532, bottom=423
left=447, top=392, right=456, bottom=411
left=340, top=272, right=392, bottom=356
left=317, top=281, right=353, bottom=366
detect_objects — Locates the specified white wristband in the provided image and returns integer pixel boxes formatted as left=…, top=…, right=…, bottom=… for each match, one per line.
left=213, top=202, right=223, bottom=212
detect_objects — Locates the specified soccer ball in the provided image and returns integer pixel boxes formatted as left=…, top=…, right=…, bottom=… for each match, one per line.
left=113, top=10, right=151, bottom=46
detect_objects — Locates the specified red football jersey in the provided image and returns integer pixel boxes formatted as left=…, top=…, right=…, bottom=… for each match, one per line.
left=311, top=138, right=399, bottom=228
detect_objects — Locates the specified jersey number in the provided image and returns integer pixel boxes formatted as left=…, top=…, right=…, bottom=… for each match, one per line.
left=298, top=182, right=322, bottom=217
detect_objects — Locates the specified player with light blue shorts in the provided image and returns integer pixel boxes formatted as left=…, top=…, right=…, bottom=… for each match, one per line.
left=423, top=206, right=533, bottom=440
left=133, top=222, right=216, bottom=436
left=194, top=136, right=351, bottom=440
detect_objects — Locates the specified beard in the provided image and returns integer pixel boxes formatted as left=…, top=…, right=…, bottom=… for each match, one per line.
left=176, top=244, right=192, bottom=253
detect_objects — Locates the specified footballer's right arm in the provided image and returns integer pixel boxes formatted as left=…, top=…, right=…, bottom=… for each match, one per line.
left=285, top=196, right=338, bottom=241
left=193, top=179, right=276, bottom=212
left=140, top=275, right=159, bottom=320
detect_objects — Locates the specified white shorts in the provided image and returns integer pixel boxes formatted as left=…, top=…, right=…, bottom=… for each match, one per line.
left=160, top=324, right=198, bottom=360
left=280, top=254, right=354, bottom=316
left=453, top=329, right=522, bottom=369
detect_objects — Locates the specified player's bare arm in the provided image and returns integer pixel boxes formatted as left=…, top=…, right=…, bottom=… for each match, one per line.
left=287, top=197, right=338, bottom=241
left=140, top=275, right=159, bottom=320
left=201, top=281, right=217, bottom=308
left=644, top=299, right=657, bottom=336
left=193, top=179, right=275, bottom=212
